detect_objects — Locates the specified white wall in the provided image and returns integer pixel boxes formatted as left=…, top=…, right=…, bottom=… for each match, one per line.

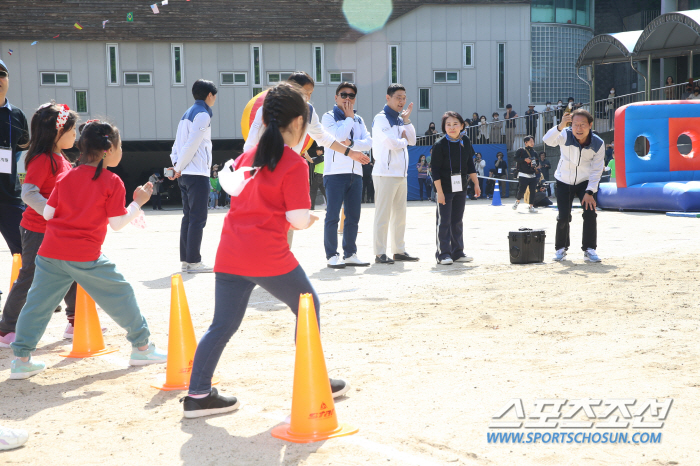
left=0, top=4, right=531, bottom=141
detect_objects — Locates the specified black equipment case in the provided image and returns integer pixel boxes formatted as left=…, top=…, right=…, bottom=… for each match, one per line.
left=508, top=228, right=546, bottom=264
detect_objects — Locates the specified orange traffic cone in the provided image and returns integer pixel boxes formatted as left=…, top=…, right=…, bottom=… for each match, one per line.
left=271, top=294, right=358, bottom=443
left=60, top=285, right=117, bottom=358
left=152, top=274, right=218, bottom=391
left=9, top=253, right=21, bottom=291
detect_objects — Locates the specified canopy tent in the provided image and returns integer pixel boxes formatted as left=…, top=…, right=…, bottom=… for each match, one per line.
left=575, top=31, right=642, bottom=67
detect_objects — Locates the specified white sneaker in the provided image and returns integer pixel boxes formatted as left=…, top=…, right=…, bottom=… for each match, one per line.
left=327, top=254, right=346, bottom=269
left=187, top=262, right=213, bottom=273
left=584, top=249, right=602, bottom=262
left=0, top=426, right=28, bottom=450
left=343, top=254, right=370, bottom=267
left=529, top=206, right=537, bottom=213
left=181, top=261, right=187, bottom=272
left=512, top=202, right=519, bottom=210
left=437, top=257, right=454, bottom=265
left=453, top=254, right=473, bottom=262
left=553, top=248, right=567, bottom=261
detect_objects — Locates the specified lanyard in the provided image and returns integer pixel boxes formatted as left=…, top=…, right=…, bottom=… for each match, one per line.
left=4, top=110, right=10, bottom=148
left=447, top=140, right=462, bottom=175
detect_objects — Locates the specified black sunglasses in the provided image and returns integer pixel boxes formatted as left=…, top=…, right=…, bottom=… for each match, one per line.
left=0, top=70, right=7, bottom=78
left=339, top=92, right=356, bottom=99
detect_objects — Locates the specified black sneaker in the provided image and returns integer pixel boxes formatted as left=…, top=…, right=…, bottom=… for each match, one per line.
left=180, top=388, right=240, bottom=419
left=330, top=378, right=350, bottom=398
left=393, top=252, right=419, bottom=262
left=375, top=254, right=394, bottom=264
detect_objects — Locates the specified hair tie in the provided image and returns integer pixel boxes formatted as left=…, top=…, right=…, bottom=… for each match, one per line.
left=85, top=119, right=100, bottom=125
left=56, top=104, right=70, bottom=130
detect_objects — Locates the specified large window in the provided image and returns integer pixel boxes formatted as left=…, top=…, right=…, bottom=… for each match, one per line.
left=531, top=0, right=590, bottom=27
left=390, top=45, right=399, bottom=84
left=75, top=90, right=88, bottom=113
left=498, top=43, right=505, bottom=109
left=313, top=45, right=324, bottom=84
left=171, top=44, right=183, bottom=85
left=41, top=72, right=70, bottom=86
left=419, top=88, right=430, bottom=110
left=106, top=44, right=119, bottom=85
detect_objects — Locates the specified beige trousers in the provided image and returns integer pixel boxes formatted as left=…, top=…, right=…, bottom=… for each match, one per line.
left=372, top=176, right=407, bottom=256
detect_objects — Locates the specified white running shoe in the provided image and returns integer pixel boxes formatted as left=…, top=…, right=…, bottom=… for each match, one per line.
left=453, top=254, right=474, bottom=262
left=181, top=261, right=187, bottom=272
left=187, top=262, right=213, bottom=273
left=0, top=426, right=28, bottom=450
left=327, top=254, right=346, bottom=269
left=437, top=257, right=454, bottom=265
left=584, top=249, right=602, bottom=262
left=553, top=248, right=567, bottom=261
left=512, top=202, right=519, bottom=210
left=343, top=254, right=370, bottom=267
left=529, top=206, right=537, bottom=213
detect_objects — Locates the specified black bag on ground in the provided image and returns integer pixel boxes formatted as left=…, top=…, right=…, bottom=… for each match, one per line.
left=508, top=228, right=546, bottom=264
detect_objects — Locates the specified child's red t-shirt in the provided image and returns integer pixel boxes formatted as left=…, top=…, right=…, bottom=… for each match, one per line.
left=20, top=153, right=72, bottom=234
left=39, top=165, right=128, bottom=262
left=215, top=145, right=311, bottom=277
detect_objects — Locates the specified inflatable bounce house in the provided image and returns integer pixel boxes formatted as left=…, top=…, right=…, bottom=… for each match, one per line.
left=598, top=100, right=700, bottom=212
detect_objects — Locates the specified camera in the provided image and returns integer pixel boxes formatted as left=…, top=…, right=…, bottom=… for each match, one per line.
left=164, top=168, right=175, bottom=178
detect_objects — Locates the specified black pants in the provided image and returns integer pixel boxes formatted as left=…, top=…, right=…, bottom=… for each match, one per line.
left=555, top=180, right=597, bottom=251
left=178, top=175, right=209, bottom=263
left=516, top=176, right=538, bottom=204
left=0, top=227, right=77, bottom=333
left=418, top=178, right=430, bottom=200
left=435, top=191, right=467, bottom=261
left=309, top=173, right=326, bottom=209
left=152, top=192, right=162, bottom=210
left=0, top=203, right=24, bottom=256
left=362, top=176, right=374, bottom=203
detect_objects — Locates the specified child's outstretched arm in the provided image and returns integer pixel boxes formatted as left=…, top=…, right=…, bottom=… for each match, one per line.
left=108, top=183, right=153, bottom=231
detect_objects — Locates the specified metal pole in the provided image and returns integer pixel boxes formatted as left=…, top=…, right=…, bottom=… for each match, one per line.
left=646, top=55, right=652, bottom=100
left=591, top=63, right=595, bottom=129
left=690, top=50, right=694, bottom=80
left=630, top=57, right=648, bottom=101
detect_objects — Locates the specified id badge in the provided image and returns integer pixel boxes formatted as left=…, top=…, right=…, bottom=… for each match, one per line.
left=498, top=168, right=502, bottom=174
left=451, top=173, right=463, bottom=192
left=0, top=148, right=11, bottom=175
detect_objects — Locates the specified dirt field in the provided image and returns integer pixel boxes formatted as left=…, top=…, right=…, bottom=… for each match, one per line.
left=1, top=199, right=699, bottom=465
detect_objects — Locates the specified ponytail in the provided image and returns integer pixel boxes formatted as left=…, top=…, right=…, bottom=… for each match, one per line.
left=253, top=83, right=309, bottom=172
left=77, top=120, right=121, bottom=180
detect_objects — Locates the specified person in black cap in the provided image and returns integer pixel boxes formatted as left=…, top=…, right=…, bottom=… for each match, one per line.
left=0, top=59, right=29, bottom=257
left=503, top=104, right=517, bottom=152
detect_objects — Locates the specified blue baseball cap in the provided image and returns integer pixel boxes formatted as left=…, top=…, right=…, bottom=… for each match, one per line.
left=0, top=59, right=7, bottom=74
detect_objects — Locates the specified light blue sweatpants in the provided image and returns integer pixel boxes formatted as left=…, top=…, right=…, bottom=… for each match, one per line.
left=11, top=254, right=150, bottom=358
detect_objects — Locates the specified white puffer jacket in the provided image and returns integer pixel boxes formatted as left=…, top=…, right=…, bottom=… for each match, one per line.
left=543, top=126, right=606, bottom=193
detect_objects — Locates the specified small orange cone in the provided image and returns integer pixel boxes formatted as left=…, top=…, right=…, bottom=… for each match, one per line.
left=271, top=294, right=358, bottom=443
left=60, top=285, right=117, bottom=358
left=152, top=274, right=218, bottom=391
left=9, top=254, right=21, bottom=291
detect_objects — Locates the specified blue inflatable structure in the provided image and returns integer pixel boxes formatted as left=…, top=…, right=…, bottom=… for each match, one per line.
left=597, top=100, right=700, bottom=212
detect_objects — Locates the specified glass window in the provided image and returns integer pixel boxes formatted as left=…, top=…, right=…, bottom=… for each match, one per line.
left=313, top=45, right=324, bottom=83
left=531, top=0, right=555, bottom=22
left=56, top=73, right=69, bottom=84
left=419, top=88, right=430, bottom=110
left=575, top=0, right=590, bottom=26
left=555, top=0, right=575, bottom=23
left=433, top=71, right=459, bottom=83
left=329, top=72, right=355, bottom=84
left=220, top=72, right=247, bottom=85
left=107, top=44, right=118, bottom=85
left=41, top=73, right=55, bottom=85
left=172, top=44, right=183, bottom=85
left=124, top=72, right=152, bottom=85
left=252, top=45, right=261, bottom=86
left=498, top=43, right=505, bottom=108
left=330, top=73, right=341, bottom=83
left=390, top=45, right=399, bottom=84
left=75, top=90, right=88, bottom=113
left=434, top=71, right=446, bottom=83
left=124, top=73, right=138, bottom=85
left=41, top=72, right=70, bottom=86
left=463, top=44, right=474, bottom=68
left=267, top=72, right=293, bottom=84
left=252, top=87, right=263, bottom=98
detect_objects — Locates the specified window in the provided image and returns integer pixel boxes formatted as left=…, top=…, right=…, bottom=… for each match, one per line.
left=267, top=72, right=293, bottom=85
left=433, top=71, right=459, bottom=83
left=106, top=44, right=119, bottom=85
left=171, top=44, right=183, bottom=85
left=389, top=45, right=399, bottom=84
left=220, top=72, right=247, bottom=86
left=498, top=43, right=505, bottom=109
left=329, top=72, right=355, bottom=84
left=313, top=44, right=324, bottom=83
left=40, top=72, right=70, bottom=86
left=531, top=0, right=590, bottom=26
left=124, top=72, right=152, bottom=85
left=463, top=44, right=474, bottom=68
left=74, top=90, right=88, bottom=113
left=419, top=88, right=430, bottom=110
left=251, top=44, right=262, bottom=86
left=252, top=88, right=263, bottom=97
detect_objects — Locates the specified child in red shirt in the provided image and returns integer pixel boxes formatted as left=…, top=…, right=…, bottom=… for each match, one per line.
left=0, top=103, right=81, bottom=348
left=9, top=120, right=167, bottom=379
left=180, top=83, right=349, bottom=419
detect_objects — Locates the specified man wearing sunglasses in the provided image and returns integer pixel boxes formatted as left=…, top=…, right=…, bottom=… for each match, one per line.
left=321, top=82, right=373, bottom=268
left=0, top=59, right=29, bottom=257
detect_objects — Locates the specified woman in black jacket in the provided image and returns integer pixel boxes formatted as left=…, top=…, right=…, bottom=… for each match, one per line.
left=430, top=111, right=479, bottom=265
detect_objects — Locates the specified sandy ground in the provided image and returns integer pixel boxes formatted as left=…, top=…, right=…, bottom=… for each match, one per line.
left=1, top=199, right=699, bottom=466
